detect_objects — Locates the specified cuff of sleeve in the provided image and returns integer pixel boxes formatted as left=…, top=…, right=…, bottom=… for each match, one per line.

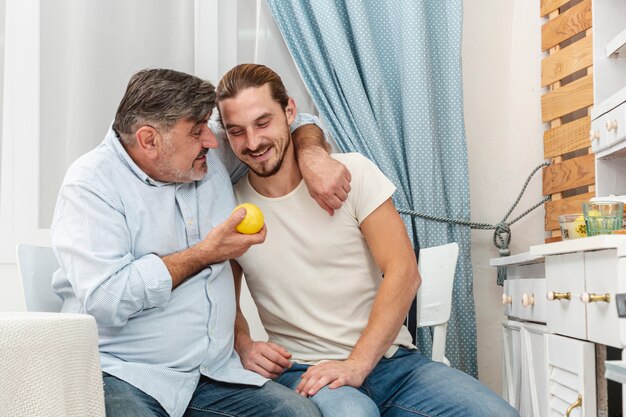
left=290, top=113, right=323, bottom=132
left=134, top=254, right=172, bottom=308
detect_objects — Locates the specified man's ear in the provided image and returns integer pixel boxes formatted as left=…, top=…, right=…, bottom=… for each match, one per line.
left=135, top=126, right=159, bottom=158
left=285, top=97, right=297, bottom=125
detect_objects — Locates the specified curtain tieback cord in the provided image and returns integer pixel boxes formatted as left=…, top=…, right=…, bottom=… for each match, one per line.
left=397, top=161, right=551, bottom=285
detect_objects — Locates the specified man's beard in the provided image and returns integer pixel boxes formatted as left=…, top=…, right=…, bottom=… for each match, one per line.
left=246, top=135, right=291, bottom=178
left=157, top=139, right=208, bottom=183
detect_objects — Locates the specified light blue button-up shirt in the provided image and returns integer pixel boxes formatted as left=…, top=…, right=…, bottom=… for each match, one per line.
left=51, top=115, right=317, bottom=417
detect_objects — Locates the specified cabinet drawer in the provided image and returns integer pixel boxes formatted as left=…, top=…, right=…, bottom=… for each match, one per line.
left=584, top=249, right=620, bottom=347
left=545, top=253, right=586, bottom=340
left=508, top=279, right=546, bottom=323
left=591, top=100, right=626, bottom=154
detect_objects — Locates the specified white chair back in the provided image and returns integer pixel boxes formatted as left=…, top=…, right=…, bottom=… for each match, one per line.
left=16, top=244, right=63, bottom=312
left=415, top=242, right=459, bottom=364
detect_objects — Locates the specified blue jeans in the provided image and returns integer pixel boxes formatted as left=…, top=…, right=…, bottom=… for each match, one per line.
left=103, top=372, right=321, bottom=417
left=276, top=348, right=520, bottom=417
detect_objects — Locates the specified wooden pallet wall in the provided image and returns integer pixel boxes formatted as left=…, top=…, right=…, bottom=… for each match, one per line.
left=540, top=0, right=594, bottom=243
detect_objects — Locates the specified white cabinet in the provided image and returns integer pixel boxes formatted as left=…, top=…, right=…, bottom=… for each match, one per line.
left=492, top=247, right=609, bottom=417
left=590, top=0, right=626, bottom=198
left=493, top=253, right=550, bottom=416
left=502, top=320, right=549, bottom=417
left=533, top=236, right=626, bottom=349
left=544, top=252, right=587, bottom=341
left=548, top=334, right=596, bottom=417
left=520, top=323, right=549, bottom=417
left=503, top=320, right=522, bottom=410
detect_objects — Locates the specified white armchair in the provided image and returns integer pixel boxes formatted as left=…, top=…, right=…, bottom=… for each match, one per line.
left=1, top=244, right=106, bottom=417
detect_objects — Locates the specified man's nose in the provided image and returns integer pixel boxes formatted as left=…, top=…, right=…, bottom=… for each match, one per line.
left=202, top=127, right=219, bottom=149
left=246, top=130, right=263, bottom=150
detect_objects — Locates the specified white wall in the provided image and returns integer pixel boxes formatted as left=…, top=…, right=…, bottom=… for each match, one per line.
left=463, top=0, right=545, bottom=393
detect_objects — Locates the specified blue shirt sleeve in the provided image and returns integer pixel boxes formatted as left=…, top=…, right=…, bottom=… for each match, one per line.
left=52, top=181, right=172, bottom=327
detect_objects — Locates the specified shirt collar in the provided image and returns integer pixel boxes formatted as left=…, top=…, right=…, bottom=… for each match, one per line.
left=105, top=126, right=171, bottom=187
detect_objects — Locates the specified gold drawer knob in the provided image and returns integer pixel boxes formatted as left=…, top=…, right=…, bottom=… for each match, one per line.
left=581, top=292, right=610, bottom=303
left=547, top=291, right=571, bottom=301
left=565, top=394, right=582, bottom=417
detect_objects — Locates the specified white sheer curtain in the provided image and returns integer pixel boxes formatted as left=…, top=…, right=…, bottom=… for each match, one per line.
left=0, top=0, right=5, bottom=196
left=39, top=0, right=196, bottom=228
left=0, top=0, right=312, bottom=262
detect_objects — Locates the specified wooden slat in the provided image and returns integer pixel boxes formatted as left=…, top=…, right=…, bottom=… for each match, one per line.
left=544, top=116, right=591, bottom=158
left=543, top=153, right=595, bottom=195
left=541, top=0, right=592, bottom=51
left=545, top=236, right=563, bottom=243
left=541, top=74, right=593, bottom=122
left=545, top=191, right=594, bottom=230
left=540, top=0, right=570, bottom=17
left=541, top=34, right=593, bottom=87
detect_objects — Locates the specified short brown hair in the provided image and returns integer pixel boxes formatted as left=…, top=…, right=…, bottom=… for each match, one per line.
left=216, top=64, right=289, bottom=111
left=113, top=69, right=216, bottom=144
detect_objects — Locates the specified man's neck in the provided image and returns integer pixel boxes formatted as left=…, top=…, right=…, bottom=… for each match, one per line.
left=248, top=150, right=302, bottom=198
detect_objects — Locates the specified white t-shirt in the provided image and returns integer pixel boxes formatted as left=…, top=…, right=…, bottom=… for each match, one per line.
left=234, top=152, right=415, bottom=364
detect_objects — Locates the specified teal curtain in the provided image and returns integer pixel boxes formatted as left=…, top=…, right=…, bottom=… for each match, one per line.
left=268, top=0, right=477, bottom=376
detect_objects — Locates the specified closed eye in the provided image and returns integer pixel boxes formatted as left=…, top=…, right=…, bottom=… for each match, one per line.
left=228, top=129, right=245, bottom=137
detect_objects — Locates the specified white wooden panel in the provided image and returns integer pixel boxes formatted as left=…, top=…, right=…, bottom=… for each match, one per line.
left=546, top=254, right=587, bottom=339
left=584, top=249, right=621, bottom=347
left=503, top=320, right=522, bottom=409
left=618, top=258, right=626, bottom=348
left=509, top=279, right=523, bottom=319
left=503, top=279, right=513, bottom=316
left=518, top=279, right=548, bottom=323
left=520, top=323, right=549, bottom=417
left=548, top=334, right=596, bottom=417
left=508, top=262, right=546, bottom=280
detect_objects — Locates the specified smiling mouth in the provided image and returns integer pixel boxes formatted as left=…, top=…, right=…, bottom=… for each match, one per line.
left=247, top=147, right=271, bottom=158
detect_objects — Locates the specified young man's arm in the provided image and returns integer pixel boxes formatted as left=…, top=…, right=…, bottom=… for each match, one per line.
left=231, top=261, right=293, bottom=379
left=292, top=123, right=352, bottom=216
left=295, top=198, right=420, bottom=396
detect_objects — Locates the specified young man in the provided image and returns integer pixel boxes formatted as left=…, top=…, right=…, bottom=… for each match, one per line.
left=51, top=68, right=350, bottom=417
left=216, top=64, right=520, bottom=417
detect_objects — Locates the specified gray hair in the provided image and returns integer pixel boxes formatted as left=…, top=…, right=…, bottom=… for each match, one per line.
left=113, top=69, right=216, bottom=144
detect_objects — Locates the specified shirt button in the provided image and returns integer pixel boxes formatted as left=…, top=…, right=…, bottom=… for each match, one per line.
left=187, top=219, right=193, bottom=226
left=200, top=366, right=208, bottom=373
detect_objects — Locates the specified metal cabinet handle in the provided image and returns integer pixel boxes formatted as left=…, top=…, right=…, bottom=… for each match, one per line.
left=522, top=293, right=534, bottom=307
left=501, top=294, right=512, bottom=305
left=565, top=394, right=582, bottom=417
left=547, top=291, right=571, bottom=301
left=581, top=292, right=611, bottom=303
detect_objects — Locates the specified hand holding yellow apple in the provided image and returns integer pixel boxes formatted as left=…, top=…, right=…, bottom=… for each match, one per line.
left=232, top=203, right=264, bottom=234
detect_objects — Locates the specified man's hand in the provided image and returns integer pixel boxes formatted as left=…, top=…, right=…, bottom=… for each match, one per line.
left=163, top=208, right=266, bottom=288
left=238, top=339, right=293, bottom=379
left=295, top=358, right=370, bottom=397
left=199, top=207, right=267, bottom=263
left=299, top=146, right=351, bottom=216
